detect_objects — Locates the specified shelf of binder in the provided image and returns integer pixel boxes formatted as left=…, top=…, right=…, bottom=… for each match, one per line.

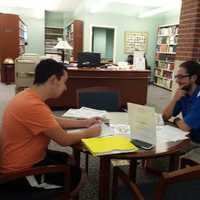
left=154, top=24, right=179, bottom=91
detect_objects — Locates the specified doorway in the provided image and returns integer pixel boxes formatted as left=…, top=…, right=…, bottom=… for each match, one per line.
left=90, top=25, right=116, bottom=63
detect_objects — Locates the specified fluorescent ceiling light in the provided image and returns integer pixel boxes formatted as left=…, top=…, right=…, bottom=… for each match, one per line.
left=111, top=0, right=169, bottom=7
left=89, top=0, right=112, bottom=13
left=89, top=0, right=181, bottom=15
left=138, top=0, right=181, bottom=18
left=139, top=7, right=172, bottom=18
left=96, top=0, right=181, bottom=7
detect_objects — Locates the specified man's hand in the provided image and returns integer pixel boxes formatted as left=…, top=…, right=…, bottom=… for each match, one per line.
left=85, top=123, right=102, bottom=138
left=173, top=117, right=191, bottom=132
left=162, top=87, right=186, bottom=121
left=173, top=88, right=186, bottom=102
left=83, top=117, right=103, bottom=128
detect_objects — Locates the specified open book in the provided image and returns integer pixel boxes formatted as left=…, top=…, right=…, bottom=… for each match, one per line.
left=62, top=107, right=109, bottom=123
left=82, top=135, right=138, bottom=156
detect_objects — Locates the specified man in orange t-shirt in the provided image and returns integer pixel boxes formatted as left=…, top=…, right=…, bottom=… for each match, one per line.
left=0, top=59, right=101, bottom=191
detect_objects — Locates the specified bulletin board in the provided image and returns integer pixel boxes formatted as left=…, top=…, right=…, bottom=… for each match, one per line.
left=124, top=32, right=148, bottom=54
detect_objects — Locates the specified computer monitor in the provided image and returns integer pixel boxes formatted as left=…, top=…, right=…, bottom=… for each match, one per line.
left=77, top=52, right=101, bottom=67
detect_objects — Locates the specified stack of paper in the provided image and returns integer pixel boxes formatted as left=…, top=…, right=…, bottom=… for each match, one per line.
left=62, top=107, right=109, bottom=123
left=156, top=125, right=189, bottom=143
left=82, top=136, right=138, bottom=156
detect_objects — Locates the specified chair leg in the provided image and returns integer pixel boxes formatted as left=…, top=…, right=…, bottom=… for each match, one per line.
left=180, top=158, right=199, bottom=168
left=85, top=154, right=89, bottom=174
left=142, top=159, right=163, bottom=176
left=112, top=167, right=118, bottom=200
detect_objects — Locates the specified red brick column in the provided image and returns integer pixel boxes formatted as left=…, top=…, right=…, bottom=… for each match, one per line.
left=176, top=0, right=200, bottom=61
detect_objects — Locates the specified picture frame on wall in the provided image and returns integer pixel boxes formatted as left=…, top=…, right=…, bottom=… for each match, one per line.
left=124, top=32, right=148, bottom=54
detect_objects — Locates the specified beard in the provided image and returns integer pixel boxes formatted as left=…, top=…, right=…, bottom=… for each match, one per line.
left=181, top=84, right=192, bottom=92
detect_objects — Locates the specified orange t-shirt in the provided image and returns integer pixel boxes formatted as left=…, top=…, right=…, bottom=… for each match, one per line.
left=0, top=88, right=59, bottom=173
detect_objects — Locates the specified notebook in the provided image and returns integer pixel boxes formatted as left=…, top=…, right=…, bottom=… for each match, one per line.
left=81, top=135, right=138, bottom=156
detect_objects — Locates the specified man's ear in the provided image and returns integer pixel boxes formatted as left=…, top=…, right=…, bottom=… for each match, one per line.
left=191, top=74, right=198, bottom=83
left=48, top=75, right=57, bottom=85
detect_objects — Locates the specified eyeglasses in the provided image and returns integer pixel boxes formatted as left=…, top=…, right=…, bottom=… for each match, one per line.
left=174, top=74, right=190, bottom=80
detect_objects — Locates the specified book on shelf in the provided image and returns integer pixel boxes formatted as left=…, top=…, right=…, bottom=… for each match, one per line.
left=81, top=135, right=138, bottom=156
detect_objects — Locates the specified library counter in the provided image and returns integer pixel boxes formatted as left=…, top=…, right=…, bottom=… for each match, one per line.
left=47, top=67, right=150, bottom=109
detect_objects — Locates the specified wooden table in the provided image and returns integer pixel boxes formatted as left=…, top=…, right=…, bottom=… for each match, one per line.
left=72, top=112, right=190, bottom=200
left=47, top=68, right=150, bottom=109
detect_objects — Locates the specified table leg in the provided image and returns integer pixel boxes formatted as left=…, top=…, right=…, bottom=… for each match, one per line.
left=73, top=148, right=81, bottom=166
left=169, top=153, right=180, bottom=171
left=72, top=148, right=81, bottom=200
left=129, top=159, right=137, bottom=182
left=99, top=156, right=111, bottom=200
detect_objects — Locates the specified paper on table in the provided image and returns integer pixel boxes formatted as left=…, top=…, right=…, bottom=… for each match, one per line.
left=100, top=123, right=131, bottom=137
left=128, top=103, right=157, bottom=145
left=67, top=123, right=131, bottom=138
left=156, top=125, right=189, bottom=142
left=155, top=113, right=164, bottom=126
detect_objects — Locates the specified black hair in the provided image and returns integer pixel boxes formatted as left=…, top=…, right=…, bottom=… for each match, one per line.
left=127, top=55, right=133, bottom=65
left=180, top=60, right=200, bottom=84
left=33, top=59, right=67, bottom=85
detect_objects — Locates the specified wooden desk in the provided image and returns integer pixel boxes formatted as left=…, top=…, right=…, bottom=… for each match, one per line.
left=72, top=112, right=190, bottom=200
left=47, top=68, right=150, bottom=109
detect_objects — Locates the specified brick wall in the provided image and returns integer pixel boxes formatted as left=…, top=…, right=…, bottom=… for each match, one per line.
left=176, top=0, right=200, bottom=61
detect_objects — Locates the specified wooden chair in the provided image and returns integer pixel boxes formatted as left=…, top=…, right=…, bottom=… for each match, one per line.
left=76, top=87, right=121, bottom=174
left=112, top=164, right=200, bottom=200
left=0, top=164, right=84, bottom=200
left=181, top=157, right=200, bottom=168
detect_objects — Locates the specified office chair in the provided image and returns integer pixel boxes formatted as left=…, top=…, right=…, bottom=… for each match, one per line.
left=0, top=164, right=83, bottom=200
left=112, top=162, right=200, bottom=200
left=76, top=87, right=121, bottom=174
left=76, top=87, right=121, bottom=112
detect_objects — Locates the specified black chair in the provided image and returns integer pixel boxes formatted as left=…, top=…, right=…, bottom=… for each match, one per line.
left=0, top=164, right=84, bottom=200
left=112, top=164, right=200, bottom=200
left=76, top=87, right=121, bottom=112
left=127, top=55, right=134, bottom=65
left=76, top=87, right=121, bottom=174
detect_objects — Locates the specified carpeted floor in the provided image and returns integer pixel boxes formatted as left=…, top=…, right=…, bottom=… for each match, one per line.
left=0, top=82, right=171, bottom=199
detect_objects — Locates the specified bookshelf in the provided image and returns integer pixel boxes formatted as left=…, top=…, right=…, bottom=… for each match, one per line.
left=44, top=27, right=63, bottom=54
left=65, top=20, right=83, bottom=61
left=154, top=24, right=179, bottom=91
left=0, top=13, right=27, bottom=83
left=0, top=13, right=27, bottom=64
